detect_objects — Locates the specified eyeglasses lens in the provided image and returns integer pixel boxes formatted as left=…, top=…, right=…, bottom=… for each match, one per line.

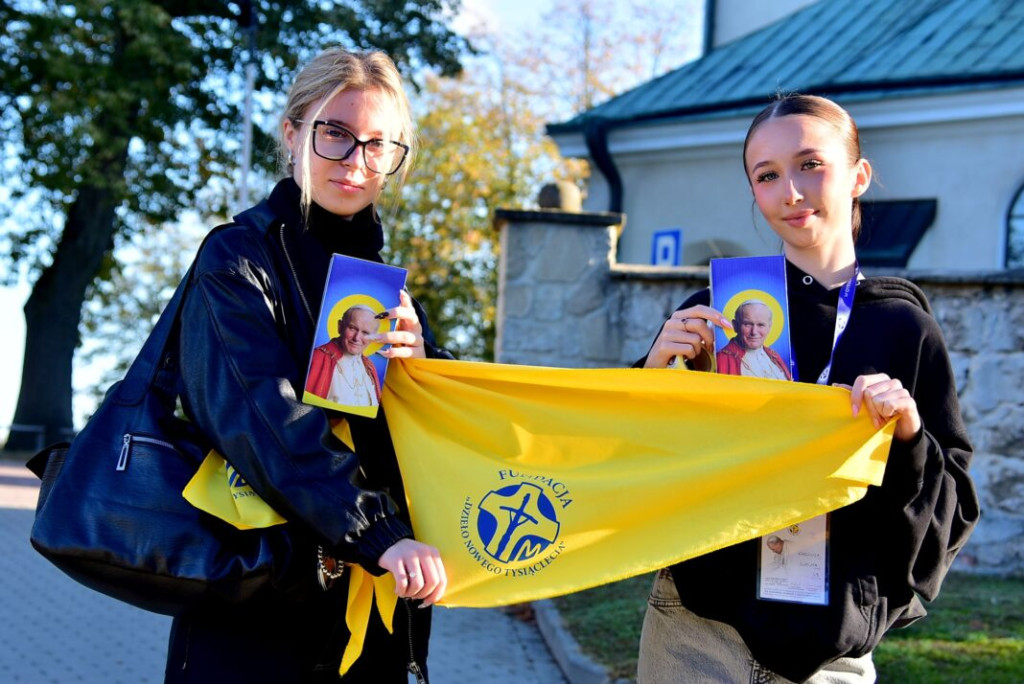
left=312, top=123, right=403, bottom=175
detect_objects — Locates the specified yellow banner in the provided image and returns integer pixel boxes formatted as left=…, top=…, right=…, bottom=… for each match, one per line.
left=183, top=451, right=287, bottom=530
left=383, top=359, right=894, bottom=608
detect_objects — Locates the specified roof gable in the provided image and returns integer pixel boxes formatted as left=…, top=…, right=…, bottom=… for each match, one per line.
left=550, top=0, right=1024, bottom=133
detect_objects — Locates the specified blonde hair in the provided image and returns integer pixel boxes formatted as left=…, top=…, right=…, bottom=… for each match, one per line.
left=280, top=48, right=414, bottom=216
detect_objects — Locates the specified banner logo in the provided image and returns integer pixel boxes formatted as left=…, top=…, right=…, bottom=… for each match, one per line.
left=460, top=470, right=573, bottom=578
left=478, top=483, right=559, bottom=563
left=226, top=463, right=258, bottom=500
left=226, top=464, right=248, bottom=489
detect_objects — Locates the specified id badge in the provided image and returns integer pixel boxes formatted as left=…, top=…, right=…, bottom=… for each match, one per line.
left=756, top=514, right=829, bottom=605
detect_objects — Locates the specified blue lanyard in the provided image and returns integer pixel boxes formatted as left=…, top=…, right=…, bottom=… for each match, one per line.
left=792, top=264, right=860, bottom=385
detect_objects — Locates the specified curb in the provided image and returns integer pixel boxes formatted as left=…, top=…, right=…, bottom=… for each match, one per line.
left=532, top=599, right=614, bottom=684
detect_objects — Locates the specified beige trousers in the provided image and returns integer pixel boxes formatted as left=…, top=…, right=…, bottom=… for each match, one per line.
left=637, top=569, right=876, bottom=684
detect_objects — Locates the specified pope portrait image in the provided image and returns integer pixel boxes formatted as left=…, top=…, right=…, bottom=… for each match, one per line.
left=304, top=304, right=382, bottom=407
left=716, top=299, right=792, bottom=381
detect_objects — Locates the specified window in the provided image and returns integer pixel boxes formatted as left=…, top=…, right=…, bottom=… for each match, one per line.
left=857, top=199, right=936, bottom=268
left=1006, top=182, right=1024, bottom=269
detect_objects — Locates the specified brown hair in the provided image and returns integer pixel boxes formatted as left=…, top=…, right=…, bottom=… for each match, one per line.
left=280, top=48, right=414, bottom=215
left=742, top=94, right=865, bottom=239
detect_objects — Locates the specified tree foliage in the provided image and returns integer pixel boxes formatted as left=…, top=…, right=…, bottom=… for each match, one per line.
left=386, top=64, right=581, bottom=360
left=0, top=0, right=466, bottom=277
left=386, top=0, right=701, bottom=359
left=525, top=0, right=701, bottom=115
left=0, top=0, right=468, bottom=449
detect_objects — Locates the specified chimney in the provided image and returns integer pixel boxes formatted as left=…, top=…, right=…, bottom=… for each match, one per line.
left=704, top=0, right=820, bottom=53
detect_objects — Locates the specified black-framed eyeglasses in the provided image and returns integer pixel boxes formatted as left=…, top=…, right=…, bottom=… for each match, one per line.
left=296, top=119, right=409, bottom=176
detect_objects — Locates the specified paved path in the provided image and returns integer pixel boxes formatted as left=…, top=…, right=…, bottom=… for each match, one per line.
left=0, top=462, right=567, bottom=683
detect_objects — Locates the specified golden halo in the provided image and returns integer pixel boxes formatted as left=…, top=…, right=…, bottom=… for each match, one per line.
left=721, top=289, right=785, bottom=348
left=325, top=295, right=389, bottom=357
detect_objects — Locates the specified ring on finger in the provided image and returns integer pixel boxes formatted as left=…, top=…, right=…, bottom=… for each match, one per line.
left=407, top=570, right=418, bottom=580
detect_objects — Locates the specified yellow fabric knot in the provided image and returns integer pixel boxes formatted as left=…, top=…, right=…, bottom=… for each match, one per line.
left=339, top=566, right=397, bottom=674
left=183, top=417, right=395, bottom=676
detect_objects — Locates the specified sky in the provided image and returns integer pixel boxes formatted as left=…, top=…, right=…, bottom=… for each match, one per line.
left=0, top=0, right=553, bottom=438
left=456, top=0, right=548, bottom=33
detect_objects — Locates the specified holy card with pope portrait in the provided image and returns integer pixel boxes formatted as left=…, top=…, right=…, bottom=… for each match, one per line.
left=303, top=254, right=407, bottom=418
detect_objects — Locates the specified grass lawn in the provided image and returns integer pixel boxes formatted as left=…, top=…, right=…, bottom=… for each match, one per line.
left=552, top=572, right=1024, bottom=682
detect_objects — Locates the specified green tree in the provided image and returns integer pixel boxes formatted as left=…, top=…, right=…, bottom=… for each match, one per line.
left=387, top=1, right=699, bottom=359
left=0, top=0, right=467, bottom=451
left=387, top=56, right=584, bottom=360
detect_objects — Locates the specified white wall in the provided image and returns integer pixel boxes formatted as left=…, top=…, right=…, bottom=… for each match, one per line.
left=860, top=115, right=1024, bottom=270
left=559, top=87, right=1024, bottom=271
left=612, top=141, right=765, bottom=265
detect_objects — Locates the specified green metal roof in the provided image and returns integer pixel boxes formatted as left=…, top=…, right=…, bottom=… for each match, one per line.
left=549, top=0, right=1024, bottom=134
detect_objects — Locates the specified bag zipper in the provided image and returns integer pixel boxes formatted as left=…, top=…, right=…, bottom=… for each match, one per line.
left=405, top=599, right=427, bottom=684
left=116, top=433, right=177, bottom=471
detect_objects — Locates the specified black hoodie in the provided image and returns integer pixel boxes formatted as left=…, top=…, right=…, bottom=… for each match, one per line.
left=640, top=260, right=979, bottom=682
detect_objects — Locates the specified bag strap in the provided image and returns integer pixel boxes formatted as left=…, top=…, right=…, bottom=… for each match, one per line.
left=114, top=224, right=234, bottom=406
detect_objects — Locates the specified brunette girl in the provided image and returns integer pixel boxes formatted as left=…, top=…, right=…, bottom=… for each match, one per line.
left=636, top=95, right=978, bottom=683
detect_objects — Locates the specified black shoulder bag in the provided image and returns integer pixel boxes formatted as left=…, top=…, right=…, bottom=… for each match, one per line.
left=27, top=228, right=294, bottom=616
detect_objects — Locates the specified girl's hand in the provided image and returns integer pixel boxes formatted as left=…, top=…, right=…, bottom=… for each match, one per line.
left=643, top=305, right=732, bottom=371
left=378, top=538, right=447, bottom=607
left=846, top=373, right=922, bottom=442
left=375, top=290, right=426, bottom=359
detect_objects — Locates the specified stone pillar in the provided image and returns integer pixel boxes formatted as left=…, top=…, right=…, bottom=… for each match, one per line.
left=920, top=277, right=1024, bottom=573
left=494, top=208, right=624, bottom=368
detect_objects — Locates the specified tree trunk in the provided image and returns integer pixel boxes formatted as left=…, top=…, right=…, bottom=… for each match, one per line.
left=4, top=161, right=126, bottom=454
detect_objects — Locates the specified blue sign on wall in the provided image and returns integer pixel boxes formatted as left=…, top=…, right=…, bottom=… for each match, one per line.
left=651, top=229, right=682, bottom=266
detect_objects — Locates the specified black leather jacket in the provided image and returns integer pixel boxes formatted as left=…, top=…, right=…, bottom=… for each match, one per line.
left=178, top=183, right=450, bottom=573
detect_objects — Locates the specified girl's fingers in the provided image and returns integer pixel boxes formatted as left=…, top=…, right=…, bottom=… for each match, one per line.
left=645, top=307, right=727, bottom=369
left=376, top=292, right=420, bottom=330
left=398, top=553, right=446, bottom=606
left=669, top=305, right=733, bottom=331
left=398, top=558, right=424, bottom=596
left=374, top=291, right=426, bottom=358
left=395, top=291, right=422, bottom=333
left=384, top=540, right=447, bottom=604
left=849, top=373, right=889, bottom=418
left=376, top=330, right=420, bottom=346
left=417, top=556, right=447, bottom=607
left=849, top=374, right=920, bottom=437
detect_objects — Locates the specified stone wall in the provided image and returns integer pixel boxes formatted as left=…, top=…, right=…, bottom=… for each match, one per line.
left=495, top=208, right=1024, bottom=577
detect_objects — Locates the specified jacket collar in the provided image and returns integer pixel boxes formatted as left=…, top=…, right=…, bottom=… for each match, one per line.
left=266, top=177, right=385, bottom=263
